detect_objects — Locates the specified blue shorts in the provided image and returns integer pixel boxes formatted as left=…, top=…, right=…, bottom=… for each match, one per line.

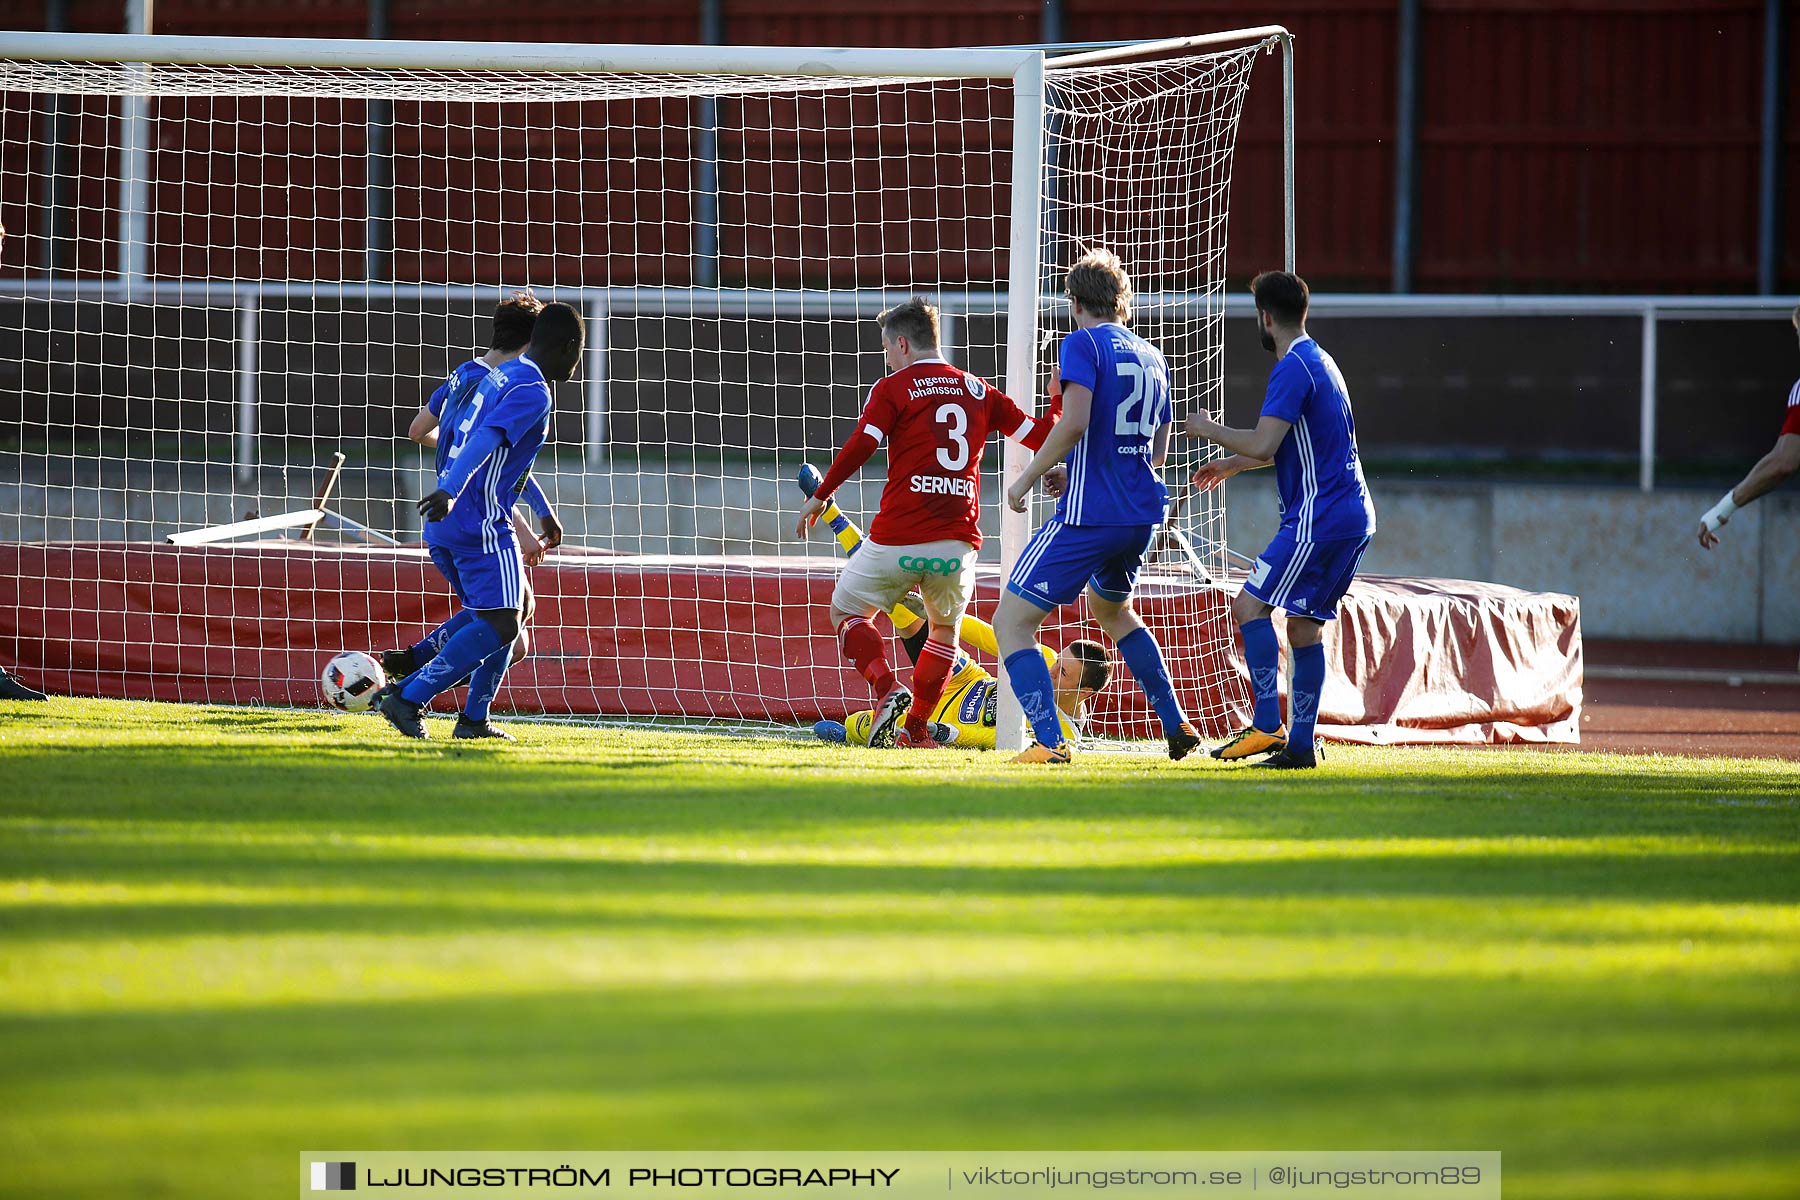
left=1244, top=527, right=1369, bottom=621
left=428, top=541, right=526, bottom=613
left=1006, top=519, right=1158, bottom=611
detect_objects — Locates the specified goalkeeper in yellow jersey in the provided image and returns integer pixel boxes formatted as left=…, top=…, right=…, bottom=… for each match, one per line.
left=817, top=605, right=1112, bottom=749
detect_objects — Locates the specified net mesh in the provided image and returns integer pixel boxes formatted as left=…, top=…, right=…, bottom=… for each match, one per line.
left=0, top=43, right=1261, bottom=740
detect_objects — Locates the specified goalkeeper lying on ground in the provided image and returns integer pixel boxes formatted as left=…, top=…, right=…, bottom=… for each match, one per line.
left=796, top=460, right=1109, bottom=749
left=818, top=603, right=1112, bottom=749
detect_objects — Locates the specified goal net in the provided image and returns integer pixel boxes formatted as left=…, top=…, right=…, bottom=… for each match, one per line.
left=0, top=34, right=1268, bottom=742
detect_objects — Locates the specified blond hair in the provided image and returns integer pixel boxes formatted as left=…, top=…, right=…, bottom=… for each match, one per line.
left=877, top=296, right=940, bottom=350
left=1065, top=247, right=1133, bottom=323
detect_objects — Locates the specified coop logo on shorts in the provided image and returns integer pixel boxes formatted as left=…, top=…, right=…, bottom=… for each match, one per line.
left=899, top=554, right=964, bottom=576
left=310, top=1161, right=356, bottom=1191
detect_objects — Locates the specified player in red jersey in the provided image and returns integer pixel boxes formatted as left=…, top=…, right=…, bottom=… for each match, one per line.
left=1697, top=303, right=1800, bottom=550
left=795, top=297, right=1058, bottom=749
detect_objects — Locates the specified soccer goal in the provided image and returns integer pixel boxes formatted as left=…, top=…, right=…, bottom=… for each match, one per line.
left=0, top=27, right=1291, bottom=747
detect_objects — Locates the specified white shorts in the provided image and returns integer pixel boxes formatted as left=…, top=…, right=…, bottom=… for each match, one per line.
left=831, top=537, right=978, bottom=627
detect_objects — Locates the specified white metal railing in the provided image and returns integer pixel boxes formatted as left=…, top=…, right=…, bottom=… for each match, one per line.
left=1290, top=293, right=1798, bottom=492
left=0, top=283, right=1792, bottom=488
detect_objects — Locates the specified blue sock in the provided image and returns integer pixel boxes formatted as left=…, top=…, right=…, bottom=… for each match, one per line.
left=401, top=618, right=503, bottom=706
left=1117, top=627, right=1187, bottom=736
left=411, top=609, right=477, bottom=669
left=463, top=644, right=514, bottom=722
left=1241, top=617, right=1283, bottom=732
left=1004, top=648, right=1067, bottom=749
left=1289, top=642, right=1326, bottom=753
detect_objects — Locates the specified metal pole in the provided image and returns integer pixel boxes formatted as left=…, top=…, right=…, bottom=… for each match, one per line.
left=1040, top=0, right=1062, bottom=45
left=36, top=0, right=68, bottom=274
left=365, top=0, right=392, bottom=282
left=236, top=297, right=259, bottom=482
left=694, top=0, right=723, bottom=288
left=1391, top=0, right=1419, bottom=292
left=1639, top=306, right=1656, bottom=493
left=996, top=52, right=1046, bottom=755
left=1756, top=0, right=1787, bottom=295
left=584, top=300, right=609, bottom=466
left=1041, top=95, right=1064, bottom=302
left=695, top=105, right=720, bottom=286
left=1281, top=33, right=1296, bottom=274
left=937, top=310, right=957, bottom=366
left=3, top=282, right=1789, bottom=320
left=117, top=0, right=153, bottom=287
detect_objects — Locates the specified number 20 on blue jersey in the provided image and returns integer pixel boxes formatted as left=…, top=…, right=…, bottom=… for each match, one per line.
left=1112, top=356, right=1169, bottom=439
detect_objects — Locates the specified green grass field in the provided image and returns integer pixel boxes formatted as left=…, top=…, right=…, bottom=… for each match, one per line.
left=2, top=697, right=1797, bottom=1200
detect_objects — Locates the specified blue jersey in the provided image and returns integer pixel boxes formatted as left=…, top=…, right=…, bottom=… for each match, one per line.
left=426, top=355, right=555, bottom=550
left=1054, top=324, right=1172, bottom=526
left=1260, top=337, right=1376, bottom=541
left=426, top=359, right=492, bottom=477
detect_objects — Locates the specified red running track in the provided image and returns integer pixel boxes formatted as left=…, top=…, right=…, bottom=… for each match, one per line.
left=1575, top=640, right=1800, bottom=762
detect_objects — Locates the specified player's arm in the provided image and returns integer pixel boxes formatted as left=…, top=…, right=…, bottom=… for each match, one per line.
left=1009, top=332, right=1099, bottom=512
left=796, top=433, right=877, bottom=537
left=421, top=422, right=502, bottom=520
left=510, top=505, right=546, bottom=564
left=896, top=604, right=1001, bottom=662
left=1188, top=355, right=1304, bottom=461
left=1006, top=383, right=1090, bottom=513
left=1186, top=411, right=1290, bottom=460
left=419, top=382, right=543, bottom=521
left=411, top=378, right=450, bottom=447
left=1028, top=369, right=1073, bottom=495
left=957, top=611, right=1001, bottom=658
left=518, top=474, right=563, bottom=554
left=1731, top=433, right=1800, bottom=504
left=796, top=385, right=890, bottom=538
left=988, top=374, right=1061, bottom=452
left=949, top=609, right=1051, bottom=674
left=1698, top=432, right=1800, bottom=549
left=1191, top=452, right=1272, bottom=493
left=409, top=407, right=440, bottom=447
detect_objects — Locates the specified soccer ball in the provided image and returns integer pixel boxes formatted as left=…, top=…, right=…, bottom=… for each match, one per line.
left=322, top=651, right=386, bottom=712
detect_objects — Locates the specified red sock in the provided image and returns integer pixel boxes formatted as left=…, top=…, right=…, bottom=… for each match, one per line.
left=905, top=637, right=957, bottom=737
left=837, top=616, right=896, bottom=696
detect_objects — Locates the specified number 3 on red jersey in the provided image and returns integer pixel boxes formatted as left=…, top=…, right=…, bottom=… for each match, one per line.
left=936, top=403, right=970, bottom=470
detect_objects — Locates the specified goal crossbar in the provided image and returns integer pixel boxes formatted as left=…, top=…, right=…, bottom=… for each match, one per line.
left=0, top=31, right=1040, bottom=78
left=1044, top=27, right=1290, bottom=68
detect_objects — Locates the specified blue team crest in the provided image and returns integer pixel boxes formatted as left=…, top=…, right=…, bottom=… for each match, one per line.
left=966, top=375, right=986, bottom=400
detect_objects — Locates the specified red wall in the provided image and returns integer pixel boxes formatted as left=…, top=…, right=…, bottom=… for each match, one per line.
left=3, top=0, right=1793, bottom=291
left=1416, top=0, right=1770, bottom=291
left=728, top=0, right=1040, bottom=48
left=1784, top=0, right=1800, bottom=287
left=1066, top=1, right=1400, bottom=289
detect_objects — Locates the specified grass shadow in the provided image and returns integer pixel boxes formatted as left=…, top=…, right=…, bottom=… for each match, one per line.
left=1, top=979, right=1795, bottom=1198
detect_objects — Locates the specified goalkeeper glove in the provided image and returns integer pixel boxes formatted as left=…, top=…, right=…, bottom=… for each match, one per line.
left=418, top=489, right=454, bottom=521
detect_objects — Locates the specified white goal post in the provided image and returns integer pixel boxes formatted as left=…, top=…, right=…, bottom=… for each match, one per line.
left=0, top=27, right=1293, bottom=746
